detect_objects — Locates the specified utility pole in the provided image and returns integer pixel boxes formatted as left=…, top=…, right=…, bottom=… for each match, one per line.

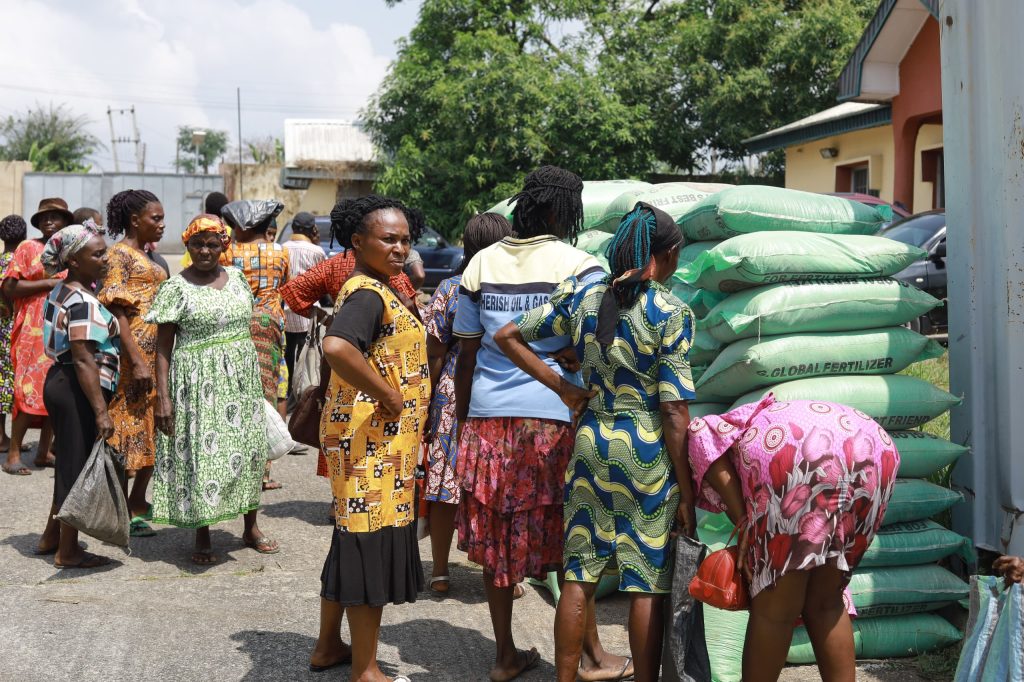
left=106, top=107, right=120, bottom=172
left=107, top=106, right=144, bottom=173
left=237, top=87, right=243, bottom=199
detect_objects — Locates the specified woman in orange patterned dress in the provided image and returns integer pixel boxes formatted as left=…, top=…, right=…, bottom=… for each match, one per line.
left=220, top=200, right=289, bottom=490
left=1, top=198, right=71, bottom=476
left=97, top=190, right=168, bottom=535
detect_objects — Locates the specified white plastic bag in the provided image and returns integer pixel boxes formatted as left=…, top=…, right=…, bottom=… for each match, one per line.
left=954, top=574, right=1023, bottom=681
left=292, top=320, right=325, bottom=398
left=264, top=400, right=296, bottom=461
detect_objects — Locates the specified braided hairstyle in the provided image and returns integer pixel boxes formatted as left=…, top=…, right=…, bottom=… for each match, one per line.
left=461, top=213, right=512, bottom=272
left=329, top=195, right=424, bottom=250
left=509, top=165, right=584, bottom=242
left=0, top=214, right=27, bottom=245
left=605, top=203, right=682, bottom=309
left=106, top=189, right=159, bottom=238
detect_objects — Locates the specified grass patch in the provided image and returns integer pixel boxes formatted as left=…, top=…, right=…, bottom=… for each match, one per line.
left=899, top=353, right=950, bottom=441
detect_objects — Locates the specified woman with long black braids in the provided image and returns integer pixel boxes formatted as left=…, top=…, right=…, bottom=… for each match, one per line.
left=453, top=166, right=629, bottom=681
left=311, top=195, right=428, bottom=682
left=97, top=189, right=167, bottom=536
left=495, top=202, right=695, bottom=682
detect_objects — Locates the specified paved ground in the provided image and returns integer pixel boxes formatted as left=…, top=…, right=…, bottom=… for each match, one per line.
left=1, top=435, right=931, bottom=681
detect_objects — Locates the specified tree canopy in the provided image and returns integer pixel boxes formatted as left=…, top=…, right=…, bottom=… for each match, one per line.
left=0, top=104, right=101, bottom=173
left=366, top=0, right=876, bottom=239
left=174, top=127, right=229, bottom=174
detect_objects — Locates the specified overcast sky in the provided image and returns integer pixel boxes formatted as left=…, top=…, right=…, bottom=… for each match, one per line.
left=0, top=0, right=421, bottom=173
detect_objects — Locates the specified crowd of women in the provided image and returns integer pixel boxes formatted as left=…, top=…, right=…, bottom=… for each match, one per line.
left=2, top=166, right=906, bottom=682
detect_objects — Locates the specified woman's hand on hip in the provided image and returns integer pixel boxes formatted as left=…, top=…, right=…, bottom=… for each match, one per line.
left=557, top=378, right=595, bottom=422
left=549, top=346, right=580, bottom=373
left=95, top=410, right=115, bottom=441
left=379, top=389, right=405, bottom=420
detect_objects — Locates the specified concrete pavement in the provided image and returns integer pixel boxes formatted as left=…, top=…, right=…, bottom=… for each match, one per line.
left=0, top=436, right=928, bottom=681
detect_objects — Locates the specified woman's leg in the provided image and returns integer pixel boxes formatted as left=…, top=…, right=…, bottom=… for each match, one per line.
left=627, top=594, right=664, bottom=682
left=484, top=570, right=538, bottom=682
left=242, top=509, right=280, bottom=552
left=742, top=570, right=809, bottom=682
left=346, top=604, right=387, bottom=682
left=577, top=587, right=633, bottom=681
left=0, top=413, right=10, bottom=451
left=127, top=466, right=153, bottom=518
left=6, top=412, right=32, bottom=470
left=428, top=500, right=458, bottom=590
left=801, top=565, right=855, bottom=682
left=555, top=580, right=594, bottom=682
left=35, top=420, right=54, bottom=465
left=311, top=598, right=352, bottom=670
left=192, top=526, right=217, bottom=564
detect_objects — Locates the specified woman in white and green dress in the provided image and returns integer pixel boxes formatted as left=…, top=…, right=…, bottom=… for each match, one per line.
left=148, top=214, right=279, bottom=564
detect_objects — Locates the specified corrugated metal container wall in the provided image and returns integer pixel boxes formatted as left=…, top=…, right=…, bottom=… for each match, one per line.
left=22, top=173, right=224, bottom=253
left=941, top=0, right=1024, bottom=556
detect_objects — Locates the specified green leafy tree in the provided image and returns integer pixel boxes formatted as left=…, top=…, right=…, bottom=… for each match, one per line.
left=370, top=0, right=876, bottom=238
left=0, top=104, right=100, bottom=172
left=174, top=127, right=229, bottom=174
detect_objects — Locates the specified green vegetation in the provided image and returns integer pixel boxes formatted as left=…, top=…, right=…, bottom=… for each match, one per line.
left=370, top=0, right=877, bottom=239
left=0, top=104, right=100, bottom=172
left=901, top=353, right=951, bottom=441
left=174, top=126, right=229, bottom=175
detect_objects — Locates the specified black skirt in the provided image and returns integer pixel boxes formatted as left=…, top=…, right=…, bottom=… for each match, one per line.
left=320, top=523, right=424, bottom=607
left=43, top=364, right=112, bottom=508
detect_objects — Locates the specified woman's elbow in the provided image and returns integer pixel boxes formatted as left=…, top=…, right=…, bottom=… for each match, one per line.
left=493, top=322, right=517, bottom=351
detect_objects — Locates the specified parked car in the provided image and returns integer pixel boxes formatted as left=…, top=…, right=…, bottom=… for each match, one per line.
left=877, top=209, right=947, bottom=335
left=828, top=192, right=910, bottom=230
left=277, top=215, right=464, bottom=292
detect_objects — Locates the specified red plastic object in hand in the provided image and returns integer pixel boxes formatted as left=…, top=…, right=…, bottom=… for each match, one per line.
left=688, top=531, right=749, bottom=611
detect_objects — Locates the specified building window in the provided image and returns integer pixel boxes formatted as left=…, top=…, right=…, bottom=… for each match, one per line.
left=851, top=166, right=869, bottom=194
left=835, top=162, right=871, bottom=195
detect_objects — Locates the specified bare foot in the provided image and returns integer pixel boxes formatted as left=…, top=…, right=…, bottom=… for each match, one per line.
left=308, top=638, right=352, bottom=671
left=490, top=648, right=540, bottom=682
left=191, top=550, right=219, bottom=565
left=578, top=654, right=633, bottom=682
left=33, top=451, right=56, bottom=468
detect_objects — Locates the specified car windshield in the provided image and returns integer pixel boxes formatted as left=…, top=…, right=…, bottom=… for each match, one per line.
left=879, top=213, right=945, bottom=248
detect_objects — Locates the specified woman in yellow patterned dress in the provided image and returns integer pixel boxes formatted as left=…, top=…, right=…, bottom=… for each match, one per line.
left=98, top=190, right=167, bottom=535
left=310, top=196, right=428, bottom=682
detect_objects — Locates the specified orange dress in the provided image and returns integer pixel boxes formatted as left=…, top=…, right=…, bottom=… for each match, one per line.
left=6, top=240, right=65, bottom=419
left=97, top=243, right=168, bottom=469
left=221, top=242, right=289, bottom=402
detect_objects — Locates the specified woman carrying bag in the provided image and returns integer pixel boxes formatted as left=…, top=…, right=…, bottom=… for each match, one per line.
left=37, top=221, right=121, bottom=569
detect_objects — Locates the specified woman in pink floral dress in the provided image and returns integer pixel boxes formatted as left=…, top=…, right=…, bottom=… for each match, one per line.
left=687, top=395, right=899, bottom=682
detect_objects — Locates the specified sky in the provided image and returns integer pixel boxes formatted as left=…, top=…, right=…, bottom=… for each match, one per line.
left=0, top=0, right=422, bottom=173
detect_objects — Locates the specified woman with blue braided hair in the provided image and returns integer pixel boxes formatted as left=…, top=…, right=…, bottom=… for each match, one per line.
left=496, top=202, right=696, bottom=682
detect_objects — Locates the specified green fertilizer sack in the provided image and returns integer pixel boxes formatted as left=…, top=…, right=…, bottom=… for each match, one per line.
left=701, top=278, right=941, bottom=343
left=677, top=185, right=892, bottom=242
left=730, top=375, right=962, bottom=430
left=883, top=479, right=964, bottom=525
left=860, top=520, right=974, bottom=568
left=788, top=613, right=962, bottom=663
left=679, top=232, right=926, bottom=293
left=595, top=182, right=713, bottom=233
left=696, top=327, right=944, bottom=401
left=688, top=402, right=729, bottom=419
left=573, top=229, right=613, bottom=271
left=848, top=565, right=970, bottom=618
left=669, top=280, right=727, bottom=319
left=690, top=329, right=724, bottom=367
left=487, top=179, right=652, bottom=231
left=889, top=431, right=969, bottom=478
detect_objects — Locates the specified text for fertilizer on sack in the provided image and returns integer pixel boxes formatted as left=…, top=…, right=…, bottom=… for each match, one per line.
left=759, top=357, right=895, bottom=379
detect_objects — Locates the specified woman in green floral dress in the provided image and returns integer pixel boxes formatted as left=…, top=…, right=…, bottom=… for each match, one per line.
left=148, top=214, right=279, bottom=564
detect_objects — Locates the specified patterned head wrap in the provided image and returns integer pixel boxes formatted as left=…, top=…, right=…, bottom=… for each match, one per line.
left=40, top=219, right=106, bottom=276
left=182, top=213, right=230, bottom=248
left=0, top=214, right=27, bottom=243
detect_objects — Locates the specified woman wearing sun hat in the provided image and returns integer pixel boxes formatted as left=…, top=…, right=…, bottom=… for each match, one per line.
left=1, top=198, right=73, bottom=477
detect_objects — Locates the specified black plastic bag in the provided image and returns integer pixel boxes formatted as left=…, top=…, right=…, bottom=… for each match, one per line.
left=221, top=199, right=284, bottom=233
left=662, top=535, right=712, bottom=682
left=55, top=440, right=130, bottom=547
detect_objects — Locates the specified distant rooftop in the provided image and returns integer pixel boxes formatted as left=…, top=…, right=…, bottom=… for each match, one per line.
left=283, top=119, right=376, bottom=167
left=744, top=103, right=892, bottom=153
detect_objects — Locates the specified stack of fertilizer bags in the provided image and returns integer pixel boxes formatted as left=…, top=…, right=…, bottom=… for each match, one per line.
left=668, top=185, right=972, bottom=681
